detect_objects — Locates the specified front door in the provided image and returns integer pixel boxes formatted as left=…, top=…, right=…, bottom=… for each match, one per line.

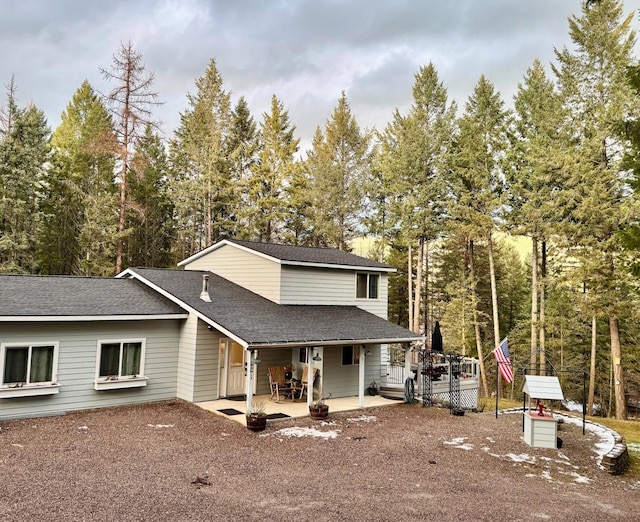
left=225, top=340, right=245, bottom=397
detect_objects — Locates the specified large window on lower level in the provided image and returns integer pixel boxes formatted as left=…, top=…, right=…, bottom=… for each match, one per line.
left=0, top=343, right=59, bottom=397
left=95, top=339, right=147, bottom=390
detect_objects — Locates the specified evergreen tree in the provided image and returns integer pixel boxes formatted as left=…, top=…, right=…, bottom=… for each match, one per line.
left=39, top=80, right=117, bottom=275
left=553, top=0, right=638, bottom=419
left=125, top=124, right=174, bottom=268
left=307, top=92, right=371, bottom=250
left=448, top=75, right=509, bottom=394
left=246, top=95, right=300, bottom=241
left=101, top=41, right=161, bottom=274
left=0, top=79, right=50, bottom=273
left=227, top=96, right=259, bottom=238
left=170, top=58, right=233, bottom=258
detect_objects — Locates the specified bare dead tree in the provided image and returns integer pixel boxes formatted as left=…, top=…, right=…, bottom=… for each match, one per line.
left=100, top=41, right=161, bottom=273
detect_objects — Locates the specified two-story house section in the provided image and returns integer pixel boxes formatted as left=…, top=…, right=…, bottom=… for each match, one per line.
left=177, top=239, right=391, bottom=318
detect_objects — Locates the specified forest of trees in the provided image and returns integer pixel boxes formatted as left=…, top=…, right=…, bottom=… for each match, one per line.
left=1, top=1, right=640, bottom=418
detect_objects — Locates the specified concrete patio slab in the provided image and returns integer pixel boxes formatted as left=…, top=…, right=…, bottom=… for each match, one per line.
left=197, top=394, right=402, bottom=426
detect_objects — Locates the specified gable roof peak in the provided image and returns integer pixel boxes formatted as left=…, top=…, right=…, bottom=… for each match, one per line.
left=178, top=239, right=395, bottom=272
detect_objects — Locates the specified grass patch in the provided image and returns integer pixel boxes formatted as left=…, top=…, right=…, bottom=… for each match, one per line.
left=589, top=416, right=640, bottom=479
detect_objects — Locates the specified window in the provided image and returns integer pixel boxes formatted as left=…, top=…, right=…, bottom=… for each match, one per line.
left=95, top=339, right=147, bottom=390
left=0, top=343, right=59, bottom=398
left=299, top=347, right=308, bottom=363
left=341, top=345, right=360, bottom=366
left=356, top=273, right=379, bottom=299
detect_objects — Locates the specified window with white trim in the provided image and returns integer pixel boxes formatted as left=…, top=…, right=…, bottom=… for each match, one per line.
left=95, top=339, right=147, bottom=390
left=356, top=273, right=379, bottom=299
left=341, top=345, right=360, bottom=366
left=0, top=342, right=59, bottom=397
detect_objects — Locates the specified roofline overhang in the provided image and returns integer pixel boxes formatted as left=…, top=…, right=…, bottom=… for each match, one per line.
left=118, top=268, right=249, bottom=348
left=177, top=239, right=396, bottom=273
left=0, top=314, right=188, bottom=322
left=248, top=336, right=424, bottom=349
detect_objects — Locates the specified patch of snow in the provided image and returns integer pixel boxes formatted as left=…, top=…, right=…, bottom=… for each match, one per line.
left=505, top=453, right=536, bottom=464
left=481, top=446, right=490, bottom=452
left=443, top=437, right=466, bottom=445
left=346, top=415, right=376, bottom=423
left=456, top=444, right=474, bottom=451
left=78, top=426, right=89, bottom=431
left=563, top=471, right=591, bottom=484
left=11, top=443, right=23, bottom=448
left=532, top=513, right=551, bottom=519
left=486, top=436, right=495, bottom=443
left=320, top=420, right=338, bottom=426
left=558, top=414, right=616, bottom=467
left=147, top=424, right=174, bottom=429
left=273, top=427, right=340, bottom=439
left=627, top=442, right=640, bottom=455
left=540, top=470, right=553, bottom=481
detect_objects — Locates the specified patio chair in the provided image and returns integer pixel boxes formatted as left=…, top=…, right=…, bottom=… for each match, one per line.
left=268, top=367, right=293, bottom=402
left=294, top=367, right=318, bottom=400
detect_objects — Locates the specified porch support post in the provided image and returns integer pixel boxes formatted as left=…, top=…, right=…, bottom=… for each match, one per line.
left=359, top=345, right=366, bottom=408
left=405, top=343, right=412, bottom=382
left=245, top=349, right=254, bottom=414
left=307, top=351, right=314, bottom=409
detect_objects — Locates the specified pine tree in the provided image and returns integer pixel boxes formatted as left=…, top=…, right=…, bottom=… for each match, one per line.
left=553, top=0, right=638, bottom=419
left=0, top=79, right=50, bottom=273
left=125, top=124, right=174, bottom=268
left=39, top=80, right=117, bottom=275
left=170, top=58, right=233, bottom=258
left=246, top=95, right=300, bottom=242
left=448, top=75, right=509, bottom=395
left=101, top=41, right=161, bottom=274
left=307, top=92, right=371, bottom=250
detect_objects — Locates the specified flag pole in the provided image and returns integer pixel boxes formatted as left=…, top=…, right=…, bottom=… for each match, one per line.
left=495, top=357, right=499, bottom=419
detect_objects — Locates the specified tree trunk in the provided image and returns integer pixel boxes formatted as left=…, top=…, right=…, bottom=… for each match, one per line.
left=413, top=237, right=424, bottom=334
left=115, top=145, right=128, bottom=275
left=408, top=244, right=413, bottom=331
left=539, top=240, right=546, bottom=376
left=587, top=315, right=597, bottom=416
left=530, top=236, right=538, bottom=375
left=609, top=314, right=627, bottom=420
left=469, top=239, right=489, bottom=397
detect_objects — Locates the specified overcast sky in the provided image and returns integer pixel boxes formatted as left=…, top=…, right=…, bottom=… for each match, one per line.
left=2, top=0, right=640, bottom=154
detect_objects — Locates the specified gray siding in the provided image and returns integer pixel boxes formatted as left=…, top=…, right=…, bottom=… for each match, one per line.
left=176, top=314, right=197, bottom=401
left=321, top=344, right=382, bottom=398
left=185, top=245, right=281, bottom=303
left=281, top=266, right=389, bottom=318
left=0, top=320, right=181, bottom=420
left=254, top=347, right=296, bottom=396
left=193, top=319, right=220, bottom=402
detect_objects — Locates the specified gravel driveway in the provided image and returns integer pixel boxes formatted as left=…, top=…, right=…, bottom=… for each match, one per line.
left=1, top=400, right=638, bottom=521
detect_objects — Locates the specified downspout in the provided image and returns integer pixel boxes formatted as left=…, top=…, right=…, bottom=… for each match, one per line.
left=359, top=345, right=366, bottom=408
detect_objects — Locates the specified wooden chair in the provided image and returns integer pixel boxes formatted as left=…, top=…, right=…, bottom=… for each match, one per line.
left=294, top=367, right=318, bottom=400
left=268, top=367, right=293, bottom=402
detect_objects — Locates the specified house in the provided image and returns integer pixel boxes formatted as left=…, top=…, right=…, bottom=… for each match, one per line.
left=0, top=240, right=422, bottom=420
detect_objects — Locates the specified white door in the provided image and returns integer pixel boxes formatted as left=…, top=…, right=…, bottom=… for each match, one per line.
left=225, top=341, right=245, bottom=397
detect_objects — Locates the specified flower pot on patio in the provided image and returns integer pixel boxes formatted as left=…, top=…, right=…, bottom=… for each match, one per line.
left=246, top=413, right=267, bottom=432
left=309, top=404, right=329, bottom=419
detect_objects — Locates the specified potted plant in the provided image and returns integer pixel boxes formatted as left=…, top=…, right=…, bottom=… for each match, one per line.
left=246, top=398, right=267, bottom=432
left=367, top=381, right=379, bottom=396
left=309, top=394, right=330, bottom=419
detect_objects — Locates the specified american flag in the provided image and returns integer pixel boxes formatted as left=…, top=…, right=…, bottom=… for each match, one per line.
left=493, top=337, right=514, bottom=383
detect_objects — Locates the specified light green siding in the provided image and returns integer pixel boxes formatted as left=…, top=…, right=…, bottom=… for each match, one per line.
left=0, top=320, right=181, bottom=420
left=321, top=344, right=382, bottom=398
left=185, top=245, right=281, bottom=303
left=281, top=266, right=389, bottom=318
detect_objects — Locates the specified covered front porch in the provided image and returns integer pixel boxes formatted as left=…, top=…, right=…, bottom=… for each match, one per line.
left=197, top=393, right=401, bottom=426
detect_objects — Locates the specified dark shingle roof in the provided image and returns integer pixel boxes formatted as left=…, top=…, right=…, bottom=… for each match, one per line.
left=0, top=274, right=186, bottom=318
left=131, top=267, right=419, bottom=346
left=226, top=240, right=394, bottom=270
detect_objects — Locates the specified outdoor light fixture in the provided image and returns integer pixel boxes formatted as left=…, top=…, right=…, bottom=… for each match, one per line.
left=312, top=351, right=322, bottom=361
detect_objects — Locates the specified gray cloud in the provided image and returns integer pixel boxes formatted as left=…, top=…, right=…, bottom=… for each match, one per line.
left=1, top=0, right=639, bottom=147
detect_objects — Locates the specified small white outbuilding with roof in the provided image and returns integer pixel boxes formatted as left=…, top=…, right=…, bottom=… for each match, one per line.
left=522, top=375, right=564, bottom=449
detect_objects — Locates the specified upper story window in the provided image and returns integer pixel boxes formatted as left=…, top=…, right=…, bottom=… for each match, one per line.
left=95, top=339, right=147, bottom=390
left=0, top=342, right=60, bottom=398
left=356, top=273, right=379, bottom=299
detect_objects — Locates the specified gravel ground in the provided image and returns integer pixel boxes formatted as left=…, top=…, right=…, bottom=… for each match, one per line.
left=1, top=400, right=639, bottom=522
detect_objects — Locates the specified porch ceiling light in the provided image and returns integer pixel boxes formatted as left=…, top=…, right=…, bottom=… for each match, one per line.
left=312, top=351, right=322, bottom=361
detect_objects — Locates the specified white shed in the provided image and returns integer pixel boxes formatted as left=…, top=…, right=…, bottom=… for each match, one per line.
left=522, top=375, right=564, bottom=449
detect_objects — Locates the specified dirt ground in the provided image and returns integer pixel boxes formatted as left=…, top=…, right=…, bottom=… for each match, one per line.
left=1, top=400, right=639, bottom=521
